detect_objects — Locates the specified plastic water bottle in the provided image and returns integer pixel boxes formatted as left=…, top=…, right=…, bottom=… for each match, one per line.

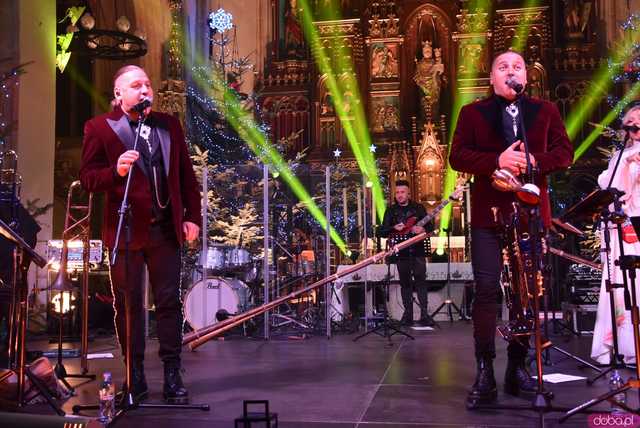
left=98, top=371, right=116, bottom=424
left=609, top=370, right=627, bottom=415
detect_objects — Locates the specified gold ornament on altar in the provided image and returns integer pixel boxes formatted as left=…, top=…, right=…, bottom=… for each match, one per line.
left=416, top=122, right=445, bottom=204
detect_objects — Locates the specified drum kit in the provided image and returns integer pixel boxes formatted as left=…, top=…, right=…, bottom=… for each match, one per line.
left=183, top=244, right=259, bottom=331
left=183, top=242, right=321, bottom=333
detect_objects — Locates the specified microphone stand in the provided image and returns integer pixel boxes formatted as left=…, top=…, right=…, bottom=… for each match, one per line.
left=72, top=110, right=209, bottom=423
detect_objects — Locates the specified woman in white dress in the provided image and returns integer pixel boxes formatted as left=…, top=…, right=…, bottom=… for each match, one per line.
left=591, top=105, right=640, bottom=364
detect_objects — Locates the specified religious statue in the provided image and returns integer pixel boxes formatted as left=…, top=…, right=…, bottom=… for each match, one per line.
left=371, top=45, right=398, bottom=78
left=563, top=0, right=591, bottom=40
left=414, top=41, right=446, bottom=121
left=284, top=0, right=305, bottom=58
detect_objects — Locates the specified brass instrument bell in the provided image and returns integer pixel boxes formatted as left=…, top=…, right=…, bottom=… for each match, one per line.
left=491, top=168, right=540, bottom=205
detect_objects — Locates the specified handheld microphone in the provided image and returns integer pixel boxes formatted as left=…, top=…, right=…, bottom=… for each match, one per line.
left=131, top=98, right=152, bottom=113
left=505, top=77, right=524, bottom=94
left=623, top=124, right=640, bottom=133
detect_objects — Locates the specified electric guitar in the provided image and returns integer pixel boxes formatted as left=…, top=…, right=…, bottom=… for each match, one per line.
left=389, top=180, right=468, bottom=245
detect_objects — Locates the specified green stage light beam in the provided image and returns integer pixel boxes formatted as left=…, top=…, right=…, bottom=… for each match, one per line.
left=185, top=41, right=349, bottom=254
left=573, top=80, right=640, bottom=161
left=566, top=28, right=640, bottom=141
left=65, top=63, right=110, bottom=112
left=298, top=0, right=386, bottom=221
left=222, top=89, right=350, bottom=255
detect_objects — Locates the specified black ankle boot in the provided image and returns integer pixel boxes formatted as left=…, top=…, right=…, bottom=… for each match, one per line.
left=163, top=365, right=189, bottom=404
left=504, top=357, right=537, bottom=396
left=466, top=357, right=497, bottom=409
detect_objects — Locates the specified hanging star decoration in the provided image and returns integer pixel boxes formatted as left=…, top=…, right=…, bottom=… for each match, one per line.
left=369, top=144, right=377, bottom=153
left=333, top=147, right=342, bottom=158
left=209, top=8, right=233, bottom=33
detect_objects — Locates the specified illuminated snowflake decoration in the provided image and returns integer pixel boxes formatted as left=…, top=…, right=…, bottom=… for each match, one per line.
left=209, top=8, right=233, bottom=33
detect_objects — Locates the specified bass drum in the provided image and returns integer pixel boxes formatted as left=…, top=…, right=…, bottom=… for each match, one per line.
left=183, top=277, right=248, bottom=331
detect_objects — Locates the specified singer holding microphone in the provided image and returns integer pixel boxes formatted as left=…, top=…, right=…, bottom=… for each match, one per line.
left=449, top=50, right=572, bottom=408
left=80, top=65, right=201, bottom=404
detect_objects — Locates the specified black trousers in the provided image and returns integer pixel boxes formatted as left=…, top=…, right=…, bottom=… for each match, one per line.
left=396, top=256, right=428, bottom=320
left=109, top=224, right=182, bottom=367
left=471, top=228, right=528, bottom=360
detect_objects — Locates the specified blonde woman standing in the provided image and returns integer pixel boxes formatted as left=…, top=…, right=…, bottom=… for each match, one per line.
left=592, top=104, right=640, bottom=364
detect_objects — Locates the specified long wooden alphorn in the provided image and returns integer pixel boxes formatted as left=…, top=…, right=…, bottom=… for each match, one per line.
left=182, top=232, right=431, bottom=350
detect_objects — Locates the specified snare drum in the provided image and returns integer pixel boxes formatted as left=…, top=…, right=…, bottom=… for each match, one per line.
left=183, top=277, right=248, bottom=330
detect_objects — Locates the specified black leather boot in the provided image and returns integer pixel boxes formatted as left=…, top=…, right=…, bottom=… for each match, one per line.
left=163, top=365, right=189, bottom=404
left=466, top=357, right=497, bottom=409
left=504, top=357, right=537, bottom=396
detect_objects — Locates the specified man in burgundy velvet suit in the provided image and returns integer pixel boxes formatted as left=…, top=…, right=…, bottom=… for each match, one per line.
left=449, top=51, right=573, bottom=408
left=80, top=65, right=201, bottom=404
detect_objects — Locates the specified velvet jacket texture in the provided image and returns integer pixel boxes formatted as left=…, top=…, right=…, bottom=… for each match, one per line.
left=449, top=95, right=573, bottom=228
left=79, top=107, right=201, bottom=249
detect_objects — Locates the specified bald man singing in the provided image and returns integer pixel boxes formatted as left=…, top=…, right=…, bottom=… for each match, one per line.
left=80, top=65, right=201, bottom=404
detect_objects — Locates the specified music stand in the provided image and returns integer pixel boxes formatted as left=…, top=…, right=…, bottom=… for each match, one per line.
left=0, top=218, right=64, bottom=415
left=430, top=228, right=466, bottom=322
left=353, top=246, right=415, bottom=344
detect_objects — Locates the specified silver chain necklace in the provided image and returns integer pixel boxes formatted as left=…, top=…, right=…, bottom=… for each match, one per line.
left=140, top=124, right=170, bottom=209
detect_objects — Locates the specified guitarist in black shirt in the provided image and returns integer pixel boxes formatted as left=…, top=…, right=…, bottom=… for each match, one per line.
left=378, top=180, right=435, bottom=327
